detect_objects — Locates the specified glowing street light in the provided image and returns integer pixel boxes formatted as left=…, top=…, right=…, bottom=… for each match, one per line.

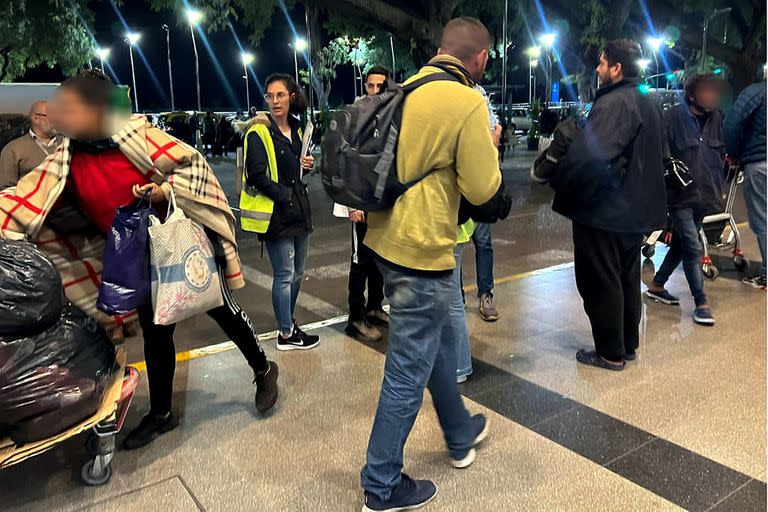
left=241, top=52, right=255, bottom=112
left=526, top=48, right=541, bottom=105
left=186, top=9, right=203, bottom=111
left=124, top=33, right=141, bottom=112
left=538, top=34, right=557, bottom=102
left=638, top=58, right=652, bottom=70
left=292, top=37, right=308, bottom=84
left=539, top=33, right=557, bottom=48
left=647, top=37, right=664, bottom=52
left=95, top=47, right=110, bottom=72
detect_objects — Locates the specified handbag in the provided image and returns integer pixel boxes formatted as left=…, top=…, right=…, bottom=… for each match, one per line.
left=148, top=188, right=223, bottom=325
left=97, top=192, right=156, bottom=315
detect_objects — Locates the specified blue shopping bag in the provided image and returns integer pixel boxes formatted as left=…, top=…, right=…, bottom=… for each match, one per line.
left=97, top=194, right=157, bottom=315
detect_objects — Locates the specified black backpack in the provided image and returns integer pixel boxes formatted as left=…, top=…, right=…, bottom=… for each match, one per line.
left=320, top=72, right=459, bottom=211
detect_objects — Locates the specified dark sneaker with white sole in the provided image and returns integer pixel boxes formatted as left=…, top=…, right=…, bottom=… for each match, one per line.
left=743, top=275, right=767, bottom=289
left=693, top=307, right=715, bottom=326
left=254, top=361, right=279, bottom=413
left=624, top=351, right=637, bottom=361
left=277, top=326, right=320, bottom=351
left=363, top=474, right=437, bottom=512
left=122, top=412, right=179, bottom=450
left=645, top=289, right=680, bottom=305
left=450, top=414, right=489, bottom=469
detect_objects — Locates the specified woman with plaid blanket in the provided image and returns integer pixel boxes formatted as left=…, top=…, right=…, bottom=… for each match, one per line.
left=0, top=70, right=279, bottom=449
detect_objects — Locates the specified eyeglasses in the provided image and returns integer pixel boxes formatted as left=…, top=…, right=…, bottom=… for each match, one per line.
left=264, top=92, right=290, bottom=102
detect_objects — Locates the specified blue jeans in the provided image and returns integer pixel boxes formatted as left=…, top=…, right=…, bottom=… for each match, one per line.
left=453, top=245, right=472, bottom=379
left=744, top=161, right=767, bottom=277
left=361, top=262, right=474, bottom=501
left=653, top=208, right=707, bottom=307
left=472, top=223, right=494, bottom=297
left=264, top=235, right=309, bottom=334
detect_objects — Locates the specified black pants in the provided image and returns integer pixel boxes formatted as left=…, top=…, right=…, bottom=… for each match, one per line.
left=348, top=221, right=384, bottom=322
left=138, top=269, right=268, bottom=415
left=572, top=222, right=642, bottom=361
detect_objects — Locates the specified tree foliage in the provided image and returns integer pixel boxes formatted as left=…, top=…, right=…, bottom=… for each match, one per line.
left=0, top=0, right=96, bottom=82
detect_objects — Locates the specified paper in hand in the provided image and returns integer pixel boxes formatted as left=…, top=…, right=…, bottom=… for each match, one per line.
left=300, top=119, right=314, bottom=178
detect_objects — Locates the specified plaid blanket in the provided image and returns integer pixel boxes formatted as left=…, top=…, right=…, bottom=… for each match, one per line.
left=0, top=117, right=244, bottom=329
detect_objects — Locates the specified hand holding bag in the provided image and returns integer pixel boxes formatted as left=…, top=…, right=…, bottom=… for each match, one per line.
left=97, top=192, right=156, bottom=315
left=148, top=188, right=223, bottom=325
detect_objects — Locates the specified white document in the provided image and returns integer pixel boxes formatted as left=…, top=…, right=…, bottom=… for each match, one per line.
left=300, top=119, right=314, bottom=178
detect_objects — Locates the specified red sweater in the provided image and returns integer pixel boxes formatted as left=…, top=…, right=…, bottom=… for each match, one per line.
left=68, top=147, right=152, bottom=234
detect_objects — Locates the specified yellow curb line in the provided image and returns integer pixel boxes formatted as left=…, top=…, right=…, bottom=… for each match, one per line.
left=128, top=261, right=576, bottom=371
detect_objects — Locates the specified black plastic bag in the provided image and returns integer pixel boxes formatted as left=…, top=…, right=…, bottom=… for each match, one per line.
left=0, top=304, right=117, bottom=444
left=0, top=240, right=64, bottom=336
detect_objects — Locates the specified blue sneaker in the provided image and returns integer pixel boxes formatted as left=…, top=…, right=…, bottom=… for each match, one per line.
left=450, top=414, right=489, bottom=469
left=363, top=475, right=437, bottom=512
left=645, top=289, right=680, bottom=305
left=693, top=306, right=715, bottom=326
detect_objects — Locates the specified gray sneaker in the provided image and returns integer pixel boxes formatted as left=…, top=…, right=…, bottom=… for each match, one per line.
left=478, top=294, right=499, bottom=322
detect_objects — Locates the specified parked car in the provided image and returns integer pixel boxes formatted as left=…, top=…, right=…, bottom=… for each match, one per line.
left=509, top=109, right=533, bottom=133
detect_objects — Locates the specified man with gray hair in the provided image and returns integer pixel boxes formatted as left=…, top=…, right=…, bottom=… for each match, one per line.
left=0, top=100, right=61, bottom=190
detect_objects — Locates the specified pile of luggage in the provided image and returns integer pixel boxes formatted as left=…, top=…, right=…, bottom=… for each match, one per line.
left=0, top=240, right=116, bottom=444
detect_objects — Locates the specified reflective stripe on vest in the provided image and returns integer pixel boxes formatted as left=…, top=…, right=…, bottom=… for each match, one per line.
left=240, top=123, right=278, bottom=233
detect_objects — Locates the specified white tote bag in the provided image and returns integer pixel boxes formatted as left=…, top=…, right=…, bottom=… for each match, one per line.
left=148, top=188, right=223, bottom=325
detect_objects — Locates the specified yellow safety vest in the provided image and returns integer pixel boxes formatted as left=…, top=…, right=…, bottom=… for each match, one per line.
left=240, top=123, right=278, bottom=233
left=457, top=219, right=477, bottom=244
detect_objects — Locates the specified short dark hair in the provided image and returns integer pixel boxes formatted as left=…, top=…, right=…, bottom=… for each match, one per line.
left=439, top=17, right=490, bottom=62
left=264, top=73, right=308, bottom=115
left=602, top=39, right=642, bottom=79
left=59, top=68, right=114, bottom=106
left=685, top=73, right=723, bottom=100
left=365, top=67, right=390, bottom=82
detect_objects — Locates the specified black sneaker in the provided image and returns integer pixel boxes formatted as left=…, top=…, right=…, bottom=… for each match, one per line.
left=254, top=361, right=279, bottom=414
left=645, top=289, right=680, bottom=305
left=363, top=474, right=437, bottom=512
left=346, top=319, right=383, bottom=342
left=743, top=275, right=767, bottom=289
left=277, top=330, right=320, bottom=351
left=122, top=411, right=179, bottom=450
left=366, top=308, right=390, bottom=327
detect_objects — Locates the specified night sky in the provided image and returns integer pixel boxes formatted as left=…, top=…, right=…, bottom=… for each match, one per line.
left=17, top=1, right=353, bottom=113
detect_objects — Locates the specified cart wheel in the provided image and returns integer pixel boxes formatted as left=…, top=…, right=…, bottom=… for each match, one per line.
left=81, top=459, right=112, bottom=486
left=85, top=433, right=99, bottom=456
left=642, top=244, right=656, bottom=259
left=734, top=255, right=750, bottom=273
left=703, top=265, right=719, bottom=280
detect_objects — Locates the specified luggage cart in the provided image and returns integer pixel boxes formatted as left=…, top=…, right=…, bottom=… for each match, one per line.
left=642, top=163, right=749, bottom=279
left=0, top=348, right=141, bottom=486
left=699, top=163, right=749, bottom=280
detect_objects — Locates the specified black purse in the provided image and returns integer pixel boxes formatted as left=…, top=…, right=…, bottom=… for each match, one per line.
left=664, top=158, right=693, bottom=189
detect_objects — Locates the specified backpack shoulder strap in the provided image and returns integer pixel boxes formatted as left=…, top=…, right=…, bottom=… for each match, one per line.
left=401, top=72, right=460, bottom=94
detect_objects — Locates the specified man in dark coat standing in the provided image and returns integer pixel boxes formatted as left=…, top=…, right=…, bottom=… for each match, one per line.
left=646, top=74, right=725, bottom=326
left=550, top=39, right=666, bottom=371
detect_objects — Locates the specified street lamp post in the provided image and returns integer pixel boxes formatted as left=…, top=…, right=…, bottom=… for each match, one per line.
left=162, top=24, right=175, bottom=111
left=647, top=37, right=664, bottom=89
left=702, top=8, right=732, bottom=67
left=501, top=0, right=508, bottom=124
left=125, top=33, right=140, bottom=112
left=241, top=52, right=254, bottom=112
left=539, top=33, right=556, bottom=104
left=186, top=9, right=203, bottom=112
left=526, top=46, right=541, bottom=105
left=95, top=47, right=110, bottom=73
left=293, top=37, right=307, bottom=85
left=389, top=34, right=396, bottom=82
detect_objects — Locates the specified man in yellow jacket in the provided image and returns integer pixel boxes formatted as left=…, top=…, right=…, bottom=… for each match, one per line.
left=361, top=17, right=507, bottom=512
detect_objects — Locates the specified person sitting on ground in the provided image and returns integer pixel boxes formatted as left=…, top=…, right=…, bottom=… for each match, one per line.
left=0, top=69, right=279, bottom=450
left=646, top=73, right=726, bottom=326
